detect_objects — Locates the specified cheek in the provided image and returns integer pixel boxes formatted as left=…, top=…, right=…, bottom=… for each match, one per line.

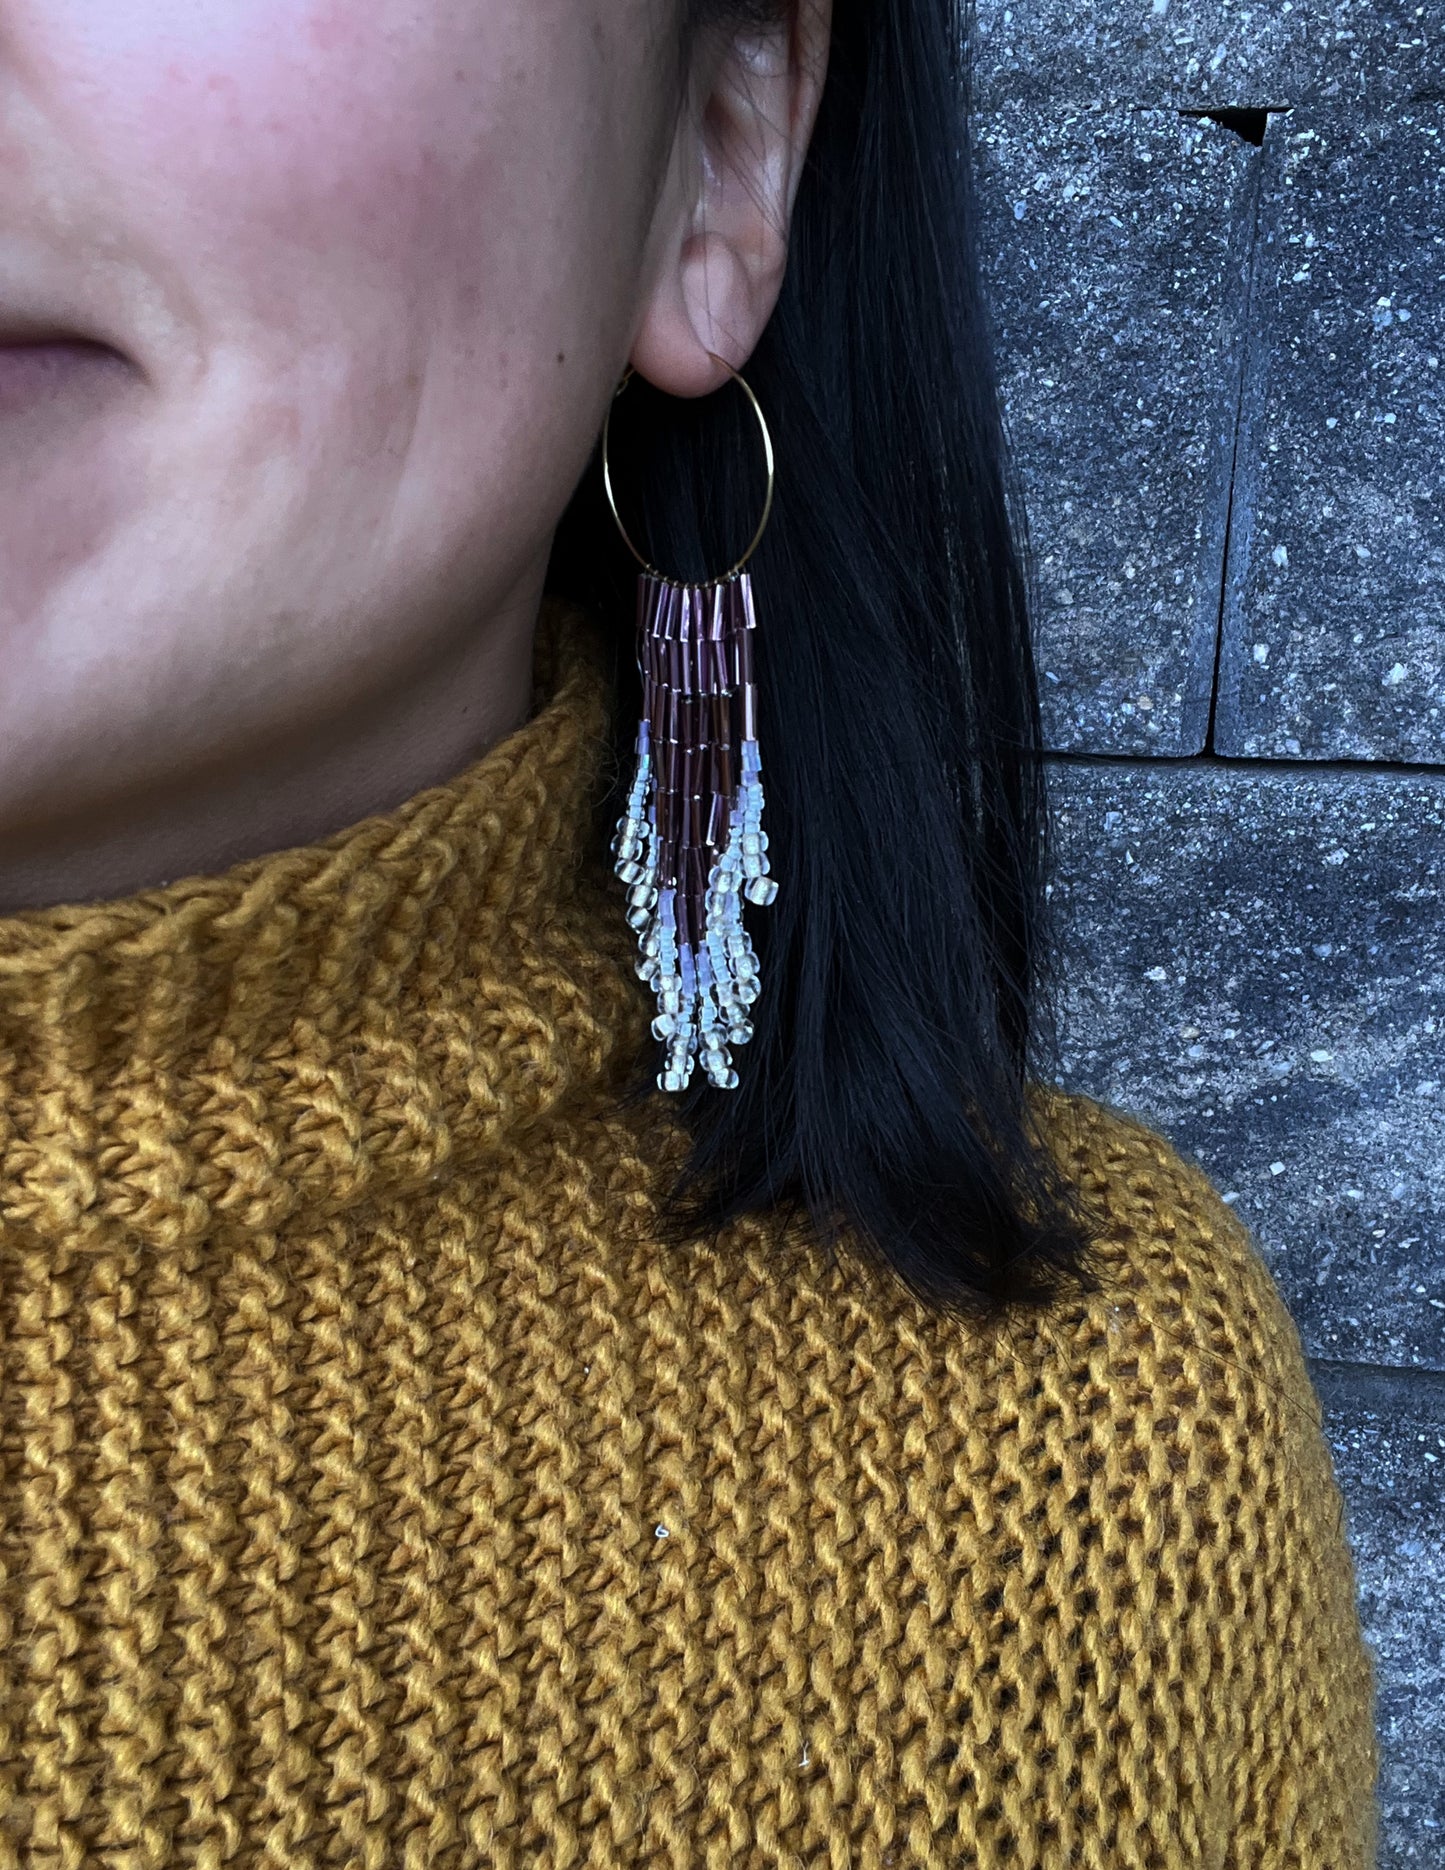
left=104, top=2, right=530, bottom=329
left=43, top=0, right=644, bottom=393
left=0, top=0, right=668, bottom=829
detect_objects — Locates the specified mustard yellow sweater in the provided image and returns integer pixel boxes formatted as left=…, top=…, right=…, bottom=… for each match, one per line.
left=0, top=595, right=1379, bottom=1868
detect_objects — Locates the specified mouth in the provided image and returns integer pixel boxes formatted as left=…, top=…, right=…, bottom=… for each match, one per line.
left=0, top=334, right=133, bottom=419
left=0, top=331, right=123, bottom=351
left=0, top=289, right=134, bottom=366
left=0, top=303, right=122, bottom=343
left=0, top=332, right=120, bottom=352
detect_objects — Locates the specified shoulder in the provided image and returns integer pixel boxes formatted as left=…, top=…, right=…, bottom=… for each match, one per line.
left=1020, top=1084, right=1373, bottom=1692
left=999, top=1087, right=1380, bottom=1858
left=1025, top=1080, right=1317, bottom=1415
left=1016, top=1080, right=1365, bottom=1587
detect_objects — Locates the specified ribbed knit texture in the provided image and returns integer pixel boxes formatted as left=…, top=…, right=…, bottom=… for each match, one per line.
left=0, top=593, right=1378, bottom=1868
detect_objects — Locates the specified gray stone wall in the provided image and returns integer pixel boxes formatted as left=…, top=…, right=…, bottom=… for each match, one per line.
left=969, top=1, right=1444, bottom=1857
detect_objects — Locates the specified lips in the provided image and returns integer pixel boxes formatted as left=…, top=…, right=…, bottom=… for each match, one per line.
left=0, top=325, right=131, bottom=404
left=0, top=336, right=133, bottom=420
left=0, top=287, right=129, bottom=360
left=0, top=320, right=78, bottom=345
left=0, top=334, right=119, bottom=356
left=0, top=304, right=125, bottom=357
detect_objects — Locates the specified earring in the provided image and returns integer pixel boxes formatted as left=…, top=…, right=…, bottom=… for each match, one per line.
left=602, top=352, right=779, bottom=1094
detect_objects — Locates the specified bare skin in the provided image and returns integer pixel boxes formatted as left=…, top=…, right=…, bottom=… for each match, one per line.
left=0, top=0, right=830, bottom=911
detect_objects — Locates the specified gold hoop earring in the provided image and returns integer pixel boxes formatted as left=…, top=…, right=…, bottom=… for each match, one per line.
left=602, top=352, right=779, bottom=1094
left=602, top=357, right=775, bottom=580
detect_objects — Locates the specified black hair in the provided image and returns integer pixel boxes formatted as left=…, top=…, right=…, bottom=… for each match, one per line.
left=546, top=0, right=1112, bottom=1324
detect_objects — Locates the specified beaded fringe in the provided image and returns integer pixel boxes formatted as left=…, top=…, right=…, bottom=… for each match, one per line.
left=611, top=569, right=778, bottom=1091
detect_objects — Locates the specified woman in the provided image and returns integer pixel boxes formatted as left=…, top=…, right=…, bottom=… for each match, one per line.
left=0, top=0, right=1378, bottom=1862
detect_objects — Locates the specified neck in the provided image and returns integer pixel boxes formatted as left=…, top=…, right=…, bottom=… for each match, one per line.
left=0, top=593, right=656, bottom=1255
left=0, top=583, right=541, bottom=918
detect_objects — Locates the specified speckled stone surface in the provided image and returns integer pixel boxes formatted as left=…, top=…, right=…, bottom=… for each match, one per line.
left=971, top=20, right=1442, bottom=1840
left=1217, top=105, right=1445, bottom=761
left=1309, top=1361, right=1445, bottom=1863
left=969, top=0, right=1443, bottom=111
left=1042, top=759, right=1445, bottom=1372
left=974, top=107, right=1253, bottom=754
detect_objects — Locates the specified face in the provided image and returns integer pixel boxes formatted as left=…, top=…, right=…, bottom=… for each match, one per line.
left=0, top=0, right=684, bottom=870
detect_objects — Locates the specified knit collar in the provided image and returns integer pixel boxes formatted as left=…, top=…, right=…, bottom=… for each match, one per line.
left=0, top=594, right=655, bottom=1252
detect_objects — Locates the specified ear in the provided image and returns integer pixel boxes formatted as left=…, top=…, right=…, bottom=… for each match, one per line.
left=629, top=0, right=832, bottom=398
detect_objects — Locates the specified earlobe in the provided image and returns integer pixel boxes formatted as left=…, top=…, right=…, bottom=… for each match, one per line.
left=680, top=230, right=755, bottom=377
left=630, top=228, right=755, bottom=398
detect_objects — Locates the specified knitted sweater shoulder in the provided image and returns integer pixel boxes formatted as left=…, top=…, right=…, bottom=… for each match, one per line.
left=0, top=595, right=1379, bottom=1868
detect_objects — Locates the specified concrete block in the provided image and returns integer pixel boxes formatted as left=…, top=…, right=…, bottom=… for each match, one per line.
left=1044, top=758, right=1445, bottom=1370
left=975, top=107, right=1254, bottom=754
left=1309, top=1360, right=1445, bottom=1864
left=1218, top=106, right=1445, bottom=761
left=969, top=0, right=1443, bottom=112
